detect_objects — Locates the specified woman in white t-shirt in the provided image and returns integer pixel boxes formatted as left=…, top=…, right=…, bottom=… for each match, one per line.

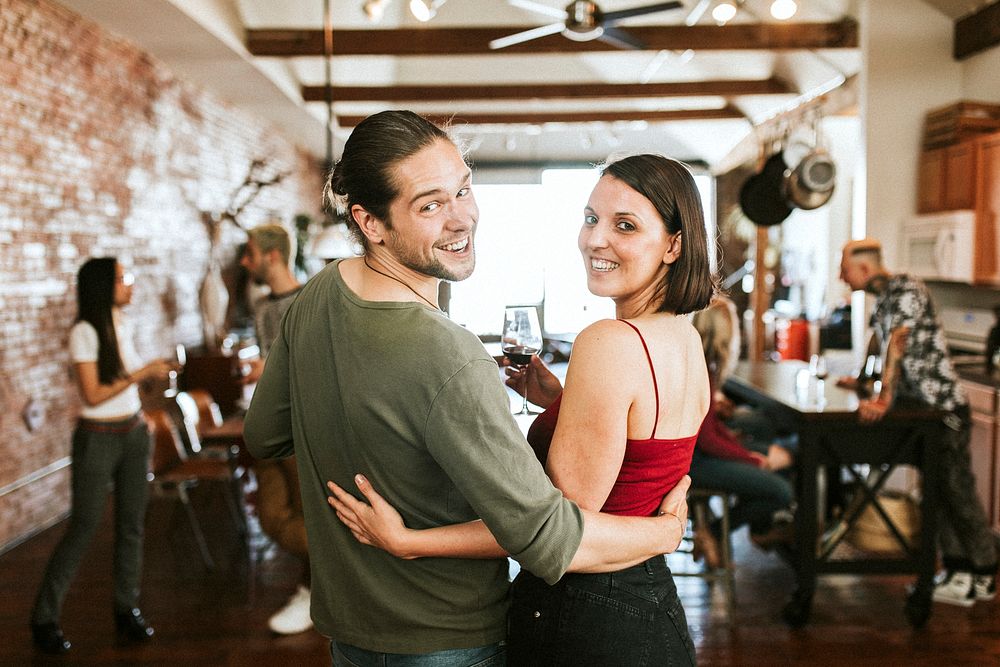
left=30, top=258, right=174, bottom=655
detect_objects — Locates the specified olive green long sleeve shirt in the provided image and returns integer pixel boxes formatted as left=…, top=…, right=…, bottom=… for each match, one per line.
left=244, top=261, right=583, bottom=653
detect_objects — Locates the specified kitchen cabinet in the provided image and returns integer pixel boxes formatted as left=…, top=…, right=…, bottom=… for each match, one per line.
left=945, top=142, right=977, bottom=210
left=915, top=131, right=1000, bottom=283
left=976, top=132, right=1000, bottom=282
left=917, top=147, right=946, bottom=214
left=917, top=141, right=976, bottom=213
left=960, top=378, right=999, bottom=535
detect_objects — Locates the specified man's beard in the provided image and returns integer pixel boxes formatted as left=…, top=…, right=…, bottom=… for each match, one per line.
left=386, top=230, right=476, bottom=283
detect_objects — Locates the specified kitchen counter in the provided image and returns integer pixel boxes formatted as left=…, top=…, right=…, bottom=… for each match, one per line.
left=956, top=364, right=1000, bottom=389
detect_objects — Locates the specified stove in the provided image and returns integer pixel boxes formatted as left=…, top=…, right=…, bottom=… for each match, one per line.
left=940, top=307, right=995, bottom=356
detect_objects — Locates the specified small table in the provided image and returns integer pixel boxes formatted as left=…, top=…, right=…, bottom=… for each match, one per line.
left=724, top=360, right=945, bottom=627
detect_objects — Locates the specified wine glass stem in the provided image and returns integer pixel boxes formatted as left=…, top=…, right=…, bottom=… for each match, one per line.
left=520, top=373, right=530, bottom=414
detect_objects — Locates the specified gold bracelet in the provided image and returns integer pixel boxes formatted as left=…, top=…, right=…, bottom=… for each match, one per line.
left=658, top=510, right=681, bottom=522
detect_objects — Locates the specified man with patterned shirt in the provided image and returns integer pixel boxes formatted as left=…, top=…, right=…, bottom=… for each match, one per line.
left=837, top=238, right=996, bottom=607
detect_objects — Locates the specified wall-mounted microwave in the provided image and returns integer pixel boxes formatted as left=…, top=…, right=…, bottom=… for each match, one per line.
left=901, top=210, right=975, bottom=282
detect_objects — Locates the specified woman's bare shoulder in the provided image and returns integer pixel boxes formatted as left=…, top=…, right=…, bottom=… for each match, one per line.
left=572, top=319, right=644, bottom=353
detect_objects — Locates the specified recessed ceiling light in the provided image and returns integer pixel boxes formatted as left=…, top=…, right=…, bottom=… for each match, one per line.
left=409, top=0, right=445, bottom=22
left=362, top=0, right=388, bottom=22
left=712, top=2, right=738, bottom=25
left=770, top=0, right=797, bottom=20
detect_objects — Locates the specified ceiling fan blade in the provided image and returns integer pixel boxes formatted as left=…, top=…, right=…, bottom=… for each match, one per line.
left=507, top=0, right=568, bottom=20
left=597, top=26, right=647, bottom=50
left=489, top=22, right=565, bottom=50
left=603, top=1, right=684, bottom=24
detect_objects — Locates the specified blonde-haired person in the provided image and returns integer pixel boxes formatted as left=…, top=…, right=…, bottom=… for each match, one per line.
left=240, top=223, right=311, bottom=634
left=689, top=296, right=795, bottom=563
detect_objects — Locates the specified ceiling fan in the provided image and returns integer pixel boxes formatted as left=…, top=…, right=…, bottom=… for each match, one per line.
left=490, top=0, right=684, bottom=50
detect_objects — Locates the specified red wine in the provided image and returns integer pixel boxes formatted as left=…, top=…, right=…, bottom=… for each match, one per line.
left=503, top=346, right=539, bottom=366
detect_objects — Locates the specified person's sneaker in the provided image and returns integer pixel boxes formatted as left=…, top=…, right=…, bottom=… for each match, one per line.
left=268, top=585, right=313, bottom=635
left=973, top=574, right=996, bottom=601
left=932, top=571, right=976, bottom=607
left=30, top=622, right=71, bottom=654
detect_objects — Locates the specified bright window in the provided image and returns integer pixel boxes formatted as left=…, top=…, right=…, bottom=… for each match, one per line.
left=449, top=167, right=715, bottom=337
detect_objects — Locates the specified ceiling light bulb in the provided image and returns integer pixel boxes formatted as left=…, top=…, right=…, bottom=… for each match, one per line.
left=770, top=0, right=797, bottom=20
left=409, top=0, right=443, bottom=22
left=712, top=1, right=737, bottom=24
left=363, top=0, right=387, bottom=22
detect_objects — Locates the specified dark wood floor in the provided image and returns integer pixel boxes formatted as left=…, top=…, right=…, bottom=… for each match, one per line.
left=2, top=485, right=998, bottom=666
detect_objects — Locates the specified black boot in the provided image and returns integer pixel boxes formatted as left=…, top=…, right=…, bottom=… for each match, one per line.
left=114, top=608, right=154, bottom=642
left=31, top=622, right=71, bottom=654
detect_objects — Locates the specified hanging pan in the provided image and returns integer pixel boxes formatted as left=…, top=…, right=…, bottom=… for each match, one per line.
left=784, top=148, right=836, bottom=210
left=782, top=114, right=837, bottom=211
left=739, top=150, right=792, bottom=227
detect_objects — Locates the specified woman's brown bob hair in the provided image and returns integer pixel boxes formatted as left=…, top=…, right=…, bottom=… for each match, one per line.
left=601, top=154, right=716, bottom=315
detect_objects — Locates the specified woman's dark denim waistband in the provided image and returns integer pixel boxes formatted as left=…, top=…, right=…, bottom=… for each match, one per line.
left=77, top=412, right=144, bottom=434
left=560, top=554, right=668, bottom=585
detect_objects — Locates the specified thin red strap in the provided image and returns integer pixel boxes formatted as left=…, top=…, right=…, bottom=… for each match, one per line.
left=618, top=319, right=659, bottom=439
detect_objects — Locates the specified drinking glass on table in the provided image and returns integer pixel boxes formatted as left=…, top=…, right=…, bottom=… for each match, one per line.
left=163, top=344, right=187, bottom=398
left=501, top=306, right=543, bottom=416
left=809, top=353, right=828, bottom=380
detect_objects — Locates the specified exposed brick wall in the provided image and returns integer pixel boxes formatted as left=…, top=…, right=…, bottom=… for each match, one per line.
left=0, top=0, right=324, bottom=551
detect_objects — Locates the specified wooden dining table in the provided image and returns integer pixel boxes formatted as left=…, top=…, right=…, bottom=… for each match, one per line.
left=723, top=360, right=947, bottom=628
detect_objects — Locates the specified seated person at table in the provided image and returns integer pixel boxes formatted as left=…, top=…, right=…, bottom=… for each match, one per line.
left=688, top=297, right=795, bottom=565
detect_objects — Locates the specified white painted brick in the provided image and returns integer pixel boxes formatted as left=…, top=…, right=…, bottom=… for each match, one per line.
left=22, top=242, right=45, bottom=258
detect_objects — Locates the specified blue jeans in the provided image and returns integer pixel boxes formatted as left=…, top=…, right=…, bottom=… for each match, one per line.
left=727, top=407, right=799, bottom=457
left=507, top=555, right=695, bottom=666
left=688, top=449, right=793, bottom=536
left=330, top=641, right=505, bottom=667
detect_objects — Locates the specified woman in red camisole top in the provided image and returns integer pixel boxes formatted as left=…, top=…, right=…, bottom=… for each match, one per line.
left=329, top=155, right=714, bottom=666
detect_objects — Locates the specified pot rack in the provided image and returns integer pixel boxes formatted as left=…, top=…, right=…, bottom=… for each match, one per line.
left=736, top=71, right=856, bottom=361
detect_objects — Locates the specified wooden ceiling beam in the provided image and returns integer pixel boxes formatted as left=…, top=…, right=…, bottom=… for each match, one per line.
left=302, top=78, right=791, bottom=102
left=954, top=0, right=1000, bottom=60
left=335, top=107, right=747, bottom=127
left=247, top=20, right=857, bottom=57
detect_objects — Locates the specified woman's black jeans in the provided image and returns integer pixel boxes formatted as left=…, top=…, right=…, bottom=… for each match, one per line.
left=507, top=555, right=696, bottom=666
left=31, top=415, right=150, bottom=624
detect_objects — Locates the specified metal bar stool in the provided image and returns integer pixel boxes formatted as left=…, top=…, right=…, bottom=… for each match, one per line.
left=672, top=487, right=736, bottom=617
